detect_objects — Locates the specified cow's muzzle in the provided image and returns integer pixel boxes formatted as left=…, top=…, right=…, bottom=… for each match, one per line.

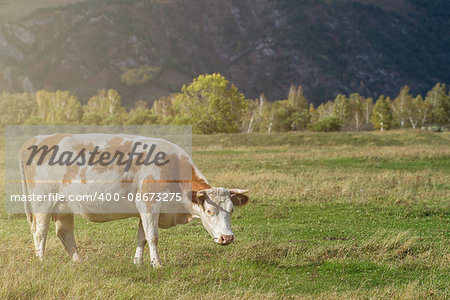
left=216, top=235, right=234, bottom=245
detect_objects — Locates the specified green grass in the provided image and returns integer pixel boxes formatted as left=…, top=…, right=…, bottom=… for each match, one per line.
left=1, top=130, right=449, bottom=299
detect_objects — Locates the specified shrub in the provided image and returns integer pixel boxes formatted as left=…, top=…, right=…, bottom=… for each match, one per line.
left=120, top=65, right=162, bottom=87
left=312, top=116, right=342, bottom=132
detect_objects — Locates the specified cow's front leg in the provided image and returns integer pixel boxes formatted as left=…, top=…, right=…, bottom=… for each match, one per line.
left=134, top=218, right=147, bottom=265
left=139, top=212, right=161, bottom=268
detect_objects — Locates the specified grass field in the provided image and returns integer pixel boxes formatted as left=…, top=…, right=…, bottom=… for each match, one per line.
left=0, top=130, right=449, bottom=299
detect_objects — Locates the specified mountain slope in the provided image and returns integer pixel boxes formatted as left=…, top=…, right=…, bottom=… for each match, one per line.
left=0, top=0, right=448, bottom=106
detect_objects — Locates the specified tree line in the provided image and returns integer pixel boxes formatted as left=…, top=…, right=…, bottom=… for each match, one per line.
left=0, top=73, right=448, bottom=133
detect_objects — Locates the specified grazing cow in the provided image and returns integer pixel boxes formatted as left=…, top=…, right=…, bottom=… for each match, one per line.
left=19, top=133, right=249, bottom=267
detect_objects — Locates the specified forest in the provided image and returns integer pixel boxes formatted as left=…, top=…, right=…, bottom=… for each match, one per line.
left=0, top=73, right=448, bottom=133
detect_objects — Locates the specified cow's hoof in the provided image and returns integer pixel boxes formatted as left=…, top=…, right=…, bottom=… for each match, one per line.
left=151, top=262, right=162, bottom=269
left=134, top=257, right=143, bottom=266
left=72, top=253, right=82, bottom=262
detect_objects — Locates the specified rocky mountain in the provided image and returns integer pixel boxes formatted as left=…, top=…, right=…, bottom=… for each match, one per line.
left=0, top=0, right=449, bottom=107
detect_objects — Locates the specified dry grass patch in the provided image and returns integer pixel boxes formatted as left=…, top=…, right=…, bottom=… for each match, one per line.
left=205, top=169, right=448, bottom=206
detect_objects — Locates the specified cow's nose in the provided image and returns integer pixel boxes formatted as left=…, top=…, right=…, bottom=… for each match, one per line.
left=218, top=235, right=234, bottom=245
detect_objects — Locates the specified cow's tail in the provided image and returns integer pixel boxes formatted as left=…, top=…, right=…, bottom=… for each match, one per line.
left=19, top=158, right=33, bottom=225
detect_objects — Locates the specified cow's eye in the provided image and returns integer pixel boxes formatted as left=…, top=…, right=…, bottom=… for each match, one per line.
left=206, top=209, right=213, bottom=215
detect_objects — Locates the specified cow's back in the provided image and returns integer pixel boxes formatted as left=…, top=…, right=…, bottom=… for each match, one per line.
left=19, top=133, right=201, bottom=217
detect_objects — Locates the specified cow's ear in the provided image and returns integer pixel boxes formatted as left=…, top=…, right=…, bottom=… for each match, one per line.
left=230, top=189, right=249, bottom=207
left=191, top=190, right=207, bottom=205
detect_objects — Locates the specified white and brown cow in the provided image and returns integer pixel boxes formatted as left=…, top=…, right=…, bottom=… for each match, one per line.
left=19, top=133, right=249, bottom=267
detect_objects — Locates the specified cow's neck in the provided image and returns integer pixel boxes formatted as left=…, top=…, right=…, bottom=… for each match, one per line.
left=191, top=167, right=212, bottom=191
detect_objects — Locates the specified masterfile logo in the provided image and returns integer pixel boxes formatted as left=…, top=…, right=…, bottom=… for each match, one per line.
left=25, top=141, right=170, bottom=172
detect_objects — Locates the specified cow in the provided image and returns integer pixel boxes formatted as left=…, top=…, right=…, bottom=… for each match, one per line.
left=18, top=133, right=249, bottom=268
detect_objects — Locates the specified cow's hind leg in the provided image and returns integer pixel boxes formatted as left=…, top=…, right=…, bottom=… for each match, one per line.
left=31, top=213, right=51, bottom=260
left=134, top=218, right=147, bottom=265
left=140, top=212, right=161, bottom=268
left=55, top=214, right=81, bottom=262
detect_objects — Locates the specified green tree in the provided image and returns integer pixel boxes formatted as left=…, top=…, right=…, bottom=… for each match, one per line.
left=405, top=95, right=432, bottom=129
left=242, top=94, right=266, bottom=133
left=362, top=97, right=373, bottom=126
left=288, top=85, right=308, bottom=110
left=309, top=103, right=319, bottom=126
left=371, top=95, right=393, bottom=131
left=151, top=95, right=176, bottom=125
left=349, top=93, right=363, bottom=130
left=332, top=94, right=351, bottom=124
left=287, top=85, right=310, bottom=130
left=290, top=110, right=311, bottom=131
left=270, top=100, right=292, bottom=132
left=425, top=83, right=450, bottom=125
left=171, top=73, right=247, bottom=134
left=392, top=86, right=413, bottom=128
left=0, top=92, right=36, bottom=125
left=260, top=86, right=311, bottom=133
left=417, top=95, right=432, bottom=128
left=82, top=89, right=127, bottom=125
left=316, top=100, right=334, bottom=120
left=260, top=101, right=276, bottom=133
left=125, top=100, right=157, bottom=125
left=35, top=90, right=82, bottom=124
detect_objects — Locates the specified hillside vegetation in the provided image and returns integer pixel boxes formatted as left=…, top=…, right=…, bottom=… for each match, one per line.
left=0, top=0, right=86, bottom=20
left=0, top=0, right=449, bottom=106
left=0, top=130, right=449, bottom=298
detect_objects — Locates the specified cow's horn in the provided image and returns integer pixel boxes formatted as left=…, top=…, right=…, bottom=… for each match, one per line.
left=229, top=189, right=249, bottom=194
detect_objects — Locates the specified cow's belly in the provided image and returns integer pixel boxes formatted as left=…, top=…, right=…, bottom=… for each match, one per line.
left=158, top=213, right=193, bottom=229
left=79, top=213, right=140, bottom=223
left=77, top=212, right=193, bottom=227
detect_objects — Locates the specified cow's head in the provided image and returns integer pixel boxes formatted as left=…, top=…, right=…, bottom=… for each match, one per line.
left=191, top=187, right=249, bottom=245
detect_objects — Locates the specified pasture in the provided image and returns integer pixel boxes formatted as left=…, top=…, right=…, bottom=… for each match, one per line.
left=0, top=130, right=449, bottom=299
